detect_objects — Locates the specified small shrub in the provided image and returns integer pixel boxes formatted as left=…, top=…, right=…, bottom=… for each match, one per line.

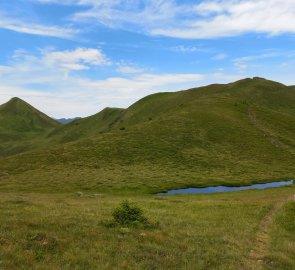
left=112, top=200, right=148, bottom=227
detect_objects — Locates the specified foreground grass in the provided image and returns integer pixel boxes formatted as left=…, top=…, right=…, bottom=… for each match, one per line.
left=264, top=201, right=295, bottom=270
left=0, top=186, right=294, bottom=270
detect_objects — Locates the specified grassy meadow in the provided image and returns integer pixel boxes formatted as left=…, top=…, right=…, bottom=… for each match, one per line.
left=0, top=186, right=294, bottom=270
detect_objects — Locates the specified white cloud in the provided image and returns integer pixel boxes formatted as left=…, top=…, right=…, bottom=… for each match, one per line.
left=0, top=48, right=110, bottom=81
left=171, top=45, right=199, bottom=53
left=0, top=49, right=205, bottom=117
left=153, top=0, right=295, bottom=38
left=212, top=53, right=227, bottom=61
left=34, top=0, right=295, bottom=39
left=2, top=47, right=295, bottom=118
left=116, top=64, right=145, bottom=74
left=43, top=48, right=110, bottom=72
left=232, top=52, right=280, bottom=71
left=72, top=0, right=181, bottom=29
left=0, top=14, right=76, bottom=38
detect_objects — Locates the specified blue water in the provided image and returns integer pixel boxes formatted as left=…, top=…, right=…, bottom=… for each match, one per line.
left=158, top=180, right=294, bottom=195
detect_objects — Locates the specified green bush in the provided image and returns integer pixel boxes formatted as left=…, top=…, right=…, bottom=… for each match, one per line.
left=112, top=200, right=148, bottom=227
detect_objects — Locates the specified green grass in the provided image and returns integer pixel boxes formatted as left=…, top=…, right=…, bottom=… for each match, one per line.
left=0, top=186, right=294, bottom=270
left=264, top=201, right=295, bottom=270
left=47, top=107, right=125, bottom=144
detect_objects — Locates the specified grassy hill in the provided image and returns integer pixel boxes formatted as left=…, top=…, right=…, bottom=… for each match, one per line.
left=0, top=97, right=61, bottom=156
left=0, top=77, right=294, bottom=193
left=47, top=107, right=125, bottom=144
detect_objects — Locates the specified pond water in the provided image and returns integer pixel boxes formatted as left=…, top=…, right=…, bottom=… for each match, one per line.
left=157, top=180, right=293, bottom=195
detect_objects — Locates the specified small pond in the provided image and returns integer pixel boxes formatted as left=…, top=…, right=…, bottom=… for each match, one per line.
left=157, top=180, right=294, bottom=195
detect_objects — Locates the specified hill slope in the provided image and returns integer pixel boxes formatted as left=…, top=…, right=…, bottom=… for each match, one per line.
left=0, top=78, right=294, bottom=193
left=0, top=97, right=60, bottom=155
left=48, top=107, right=125, bottom=143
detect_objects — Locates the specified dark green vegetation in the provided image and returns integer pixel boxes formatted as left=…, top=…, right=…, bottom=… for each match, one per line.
left=0, top=77, right=294, bottom=269
left=111, top=200, right=150, bottom=227
left=0, top=77, right=294, bottom=193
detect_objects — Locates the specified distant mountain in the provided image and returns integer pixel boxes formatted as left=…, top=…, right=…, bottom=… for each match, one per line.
left=56, top=118, right=81, bottom=124
left=0, top=77, right=294, bottom=193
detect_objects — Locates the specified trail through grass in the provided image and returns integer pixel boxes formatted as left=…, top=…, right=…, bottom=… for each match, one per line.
left=0, top=186, right=294, bottom=269
left=248, top=193, right=294, bottom=270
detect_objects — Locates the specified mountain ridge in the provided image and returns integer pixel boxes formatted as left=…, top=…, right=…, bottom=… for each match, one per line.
left=0, top=77, right=294, bottom=193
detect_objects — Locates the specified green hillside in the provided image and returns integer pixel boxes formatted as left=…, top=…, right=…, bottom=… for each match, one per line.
left=47, top=107, right=125, bottom=143
left=0, top=97, right=61, bottom=156
left=0, top=77, right=294, bottom=193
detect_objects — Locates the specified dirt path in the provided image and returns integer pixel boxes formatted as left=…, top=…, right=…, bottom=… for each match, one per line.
left=247, top=195, right=293, bottom=270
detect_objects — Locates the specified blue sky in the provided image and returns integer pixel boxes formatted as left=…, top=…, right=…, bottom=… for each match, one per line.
left=0, top=0, right=295, bottom=117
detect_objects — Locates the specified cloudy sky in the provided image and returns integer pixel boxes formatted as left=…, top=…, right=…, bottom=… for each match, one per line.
left=0, top=0, right=295, bottom=117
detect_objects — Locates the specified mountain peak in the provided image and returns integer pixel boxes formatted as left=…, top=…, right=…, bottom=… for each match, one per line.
left=10, top=97, right=22, bottom=101
left=0, top=97, right=60, bottom=135
left=228, top=77, right=287, bottom=89
left=7, top=97, right=27, bottom=104
left=0, top=97, right=37, bottom=115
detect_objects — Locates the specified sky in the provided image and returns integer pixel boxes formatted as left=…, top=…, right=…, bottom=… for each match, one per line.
left=0, top=0, right=295, bottom=118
